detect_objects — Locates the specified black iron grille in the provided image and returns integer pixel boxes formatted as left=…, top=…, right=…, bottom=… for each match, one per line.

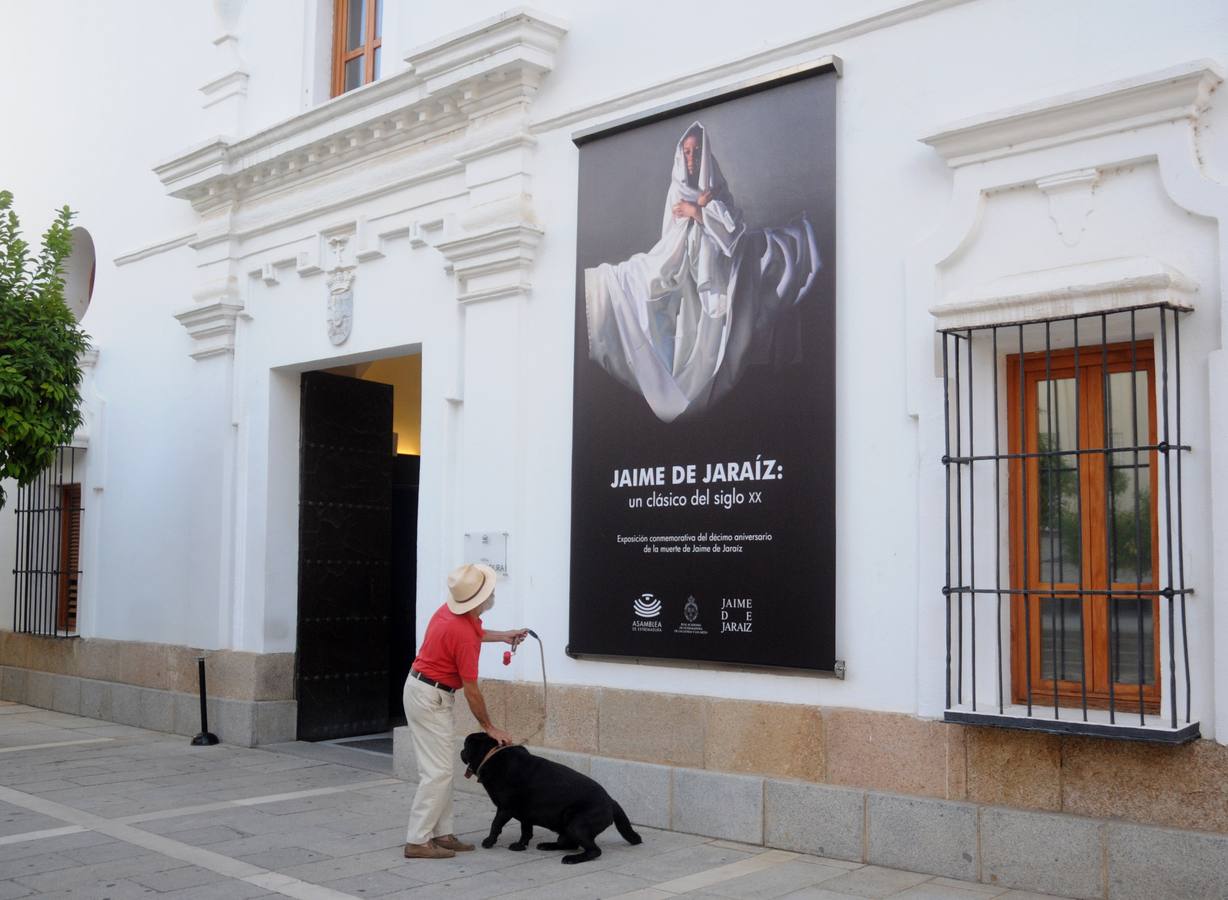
left=939, top=304, right=1195, bottom=741
left=11, top=446, right=83, bottom=637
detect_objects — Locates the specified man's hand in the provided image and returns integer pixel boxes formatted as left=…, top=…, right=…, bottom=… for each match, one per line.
left=698, top=190, right=713, bottom=207
left=672, top=200, right=701, bottom=222
left=505, top=629, right=529, bottom=649
left=486, top=725, right=514, bottom=746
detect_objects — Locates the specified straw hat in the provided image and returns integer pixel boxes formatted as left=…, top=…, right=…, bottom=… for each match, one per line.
left=446, top=563, right=497, bottom=614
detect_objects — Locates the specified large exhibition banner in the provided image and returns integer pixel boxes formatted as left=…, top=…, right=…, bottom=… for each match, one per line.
left=568, top=63, right=838, bottom=671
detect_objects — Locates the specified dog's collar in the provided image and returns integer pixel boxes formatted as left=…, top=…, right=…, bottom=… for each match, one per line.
left=465, top=743, right=515, bottom=783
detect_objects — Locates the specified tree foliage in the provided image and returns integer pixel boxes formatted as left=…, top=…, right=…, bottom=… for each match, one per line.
left=0, top=190, right=90, bottom=510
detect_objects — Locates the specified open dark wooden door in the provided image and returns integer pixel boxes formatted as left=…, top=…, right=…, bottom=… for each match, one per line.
left=389, top=453, right=420, bottom=725
left=297, top=371, right=394, bottom=740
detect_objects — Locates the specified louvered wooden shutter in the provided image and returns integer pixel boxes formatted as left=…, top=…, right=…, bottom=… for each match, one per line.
left=57, top=483, right=82, bottom=631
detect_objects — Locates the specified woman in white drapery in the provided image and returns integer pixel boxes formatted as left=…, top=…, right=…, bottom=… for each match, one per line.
left=584, top=121, right=821, bottom=423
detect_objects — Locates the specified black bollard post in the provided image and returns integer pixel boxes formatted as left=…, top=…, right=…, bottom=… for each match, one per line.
left=190, top=656, right=220, bottom=746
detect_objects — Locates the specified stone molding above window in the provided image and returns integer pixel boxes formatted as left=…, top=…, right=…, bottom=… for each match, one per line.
left=929, top=256, right=1198, bottom=331
left=920, top=59, right=1222, bottom=169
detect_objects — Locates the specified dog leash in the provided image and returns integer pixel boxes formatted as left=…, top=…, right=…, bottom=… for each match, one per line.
left=470, top=743, right=512, bottom=783
left=502, top=629, right=547, bottom=745
left=469, top=629, right=548, bottom=783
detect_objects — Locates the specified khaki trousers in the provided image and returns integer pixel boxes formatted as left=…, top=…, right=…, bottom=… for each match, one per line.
left=403, top=673, right=457, bottom=844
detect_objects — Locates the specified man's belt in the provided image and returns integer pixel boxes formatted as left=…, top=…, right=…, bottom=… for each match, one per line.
left=411, top=669, right=456, bottom=693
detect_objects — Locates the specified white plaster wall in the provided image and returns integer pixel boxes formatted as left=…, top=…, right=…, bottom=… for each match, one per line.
left=1, top=0, right=1226, bottom=732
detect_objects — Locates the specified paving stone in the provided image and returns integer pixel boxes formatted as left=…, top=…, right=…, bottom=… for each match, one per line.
left=704, top=859, right=849, bottom=898
left=0, top=880, right=34, bottom=899
left=375, top=868, right=530, bottom=900
left=893, top=884, right=1011, bottom=899
left=1, top=700, right=1205, bottom=900
left=672, top=768, right=763, bottom=844
left=1, top=850, right=92, bottom=880
left=236, top=845, right=331, bottom=869
left=809, top=864, right=933, bottom=897
left=32, top=877, right=160, bottom=899
left=156, top=824, right=250, bottom=846
left=132, top=865, right=228, bottom=892
left=611, top=843, right=755, bottom=883
left=160, top=880, right=274, bottom=898
left=765, top=778, right=864, bottom=862
left=0, top=831, right=113, bottom=864
left=493, top=868, right=654, bottom=900
left=866, top=794, right=977, bottom=882
left=323, top=868, right=428, bottom=896
left=590, top=755, right=671, bottom=829
left=15, top=850, right=184, bottom=891
left=980, top=806, right=1103, bottom=899
left=64, top=840, right=153, bottom=865
left=1107, top=821, right=1228, bottom=900
left=926, top=875, right=1005, bottom=894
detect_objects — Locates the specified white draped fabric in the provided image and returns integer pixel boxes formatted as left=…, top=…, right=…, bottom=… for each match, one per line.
left=584, top=121, right=821, bottom=423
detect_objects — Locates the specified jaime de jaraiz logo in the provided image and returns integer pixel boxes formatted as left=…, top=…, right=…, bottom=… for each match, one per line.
left=675, top=594, right=707, bottom=636
left=632, top=593, right=662, bottom=632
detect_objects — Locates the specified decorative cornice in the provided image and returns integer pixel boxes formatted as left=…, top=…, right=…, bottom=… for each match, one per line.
left=408, top=7, right=566, bottom=93
left=113, top=232, right=196, bottom=267
left=174, top=301, right=245, bottom=360
left=434, top=222, right=543, bottom=304
left=154, top=9, right=567, bottom=213
left=930, top=257, right=1198, bottom=330
left=921, top=60, right=1224, bottom=168
left=531, top=0, right=960, bottom=134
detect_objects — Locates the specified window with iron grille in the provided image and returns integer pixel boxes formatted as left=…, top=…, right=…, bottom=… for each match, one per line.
left=940, top=304, right=1196, bottom=742
left=11, top=446, right=83, bottom=637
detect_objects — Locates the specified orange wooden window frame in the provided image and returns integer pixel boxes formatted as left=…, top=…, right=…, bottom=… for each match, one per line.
left=1006, top=342, right=1161, bottom=713
left=331, top=0, right=382, bottom=98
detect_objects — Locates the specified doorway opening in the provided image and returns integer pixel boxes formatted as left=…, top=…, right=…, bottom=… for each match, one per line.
left=295, top=353, right=421, bottom=742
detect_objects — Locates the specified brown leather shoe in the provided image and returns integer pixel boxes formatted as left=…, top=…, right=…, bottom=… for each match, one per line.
left=404, top=841, right=455, bottom=859
left=433, top=834, right=475, bottom=852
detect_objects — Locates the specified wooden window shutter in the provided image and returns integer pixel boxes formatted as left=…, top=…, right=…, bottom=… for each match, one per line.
left=57, top=483, right=82, bottom=631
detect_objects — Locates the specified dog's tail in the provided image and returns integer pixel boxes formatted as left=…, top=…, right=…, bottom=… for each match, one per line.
left=612, top=802, right=642, bottom=845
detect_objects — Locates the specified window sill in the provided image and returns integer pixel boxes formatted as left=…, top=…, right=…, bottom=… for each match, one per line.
left=945, top=707, right=1200, bottom=744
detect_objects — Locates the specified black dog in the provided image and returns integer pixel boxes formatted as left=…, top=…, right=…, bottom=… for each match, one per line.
left=460, top=732, right=642, bottom=864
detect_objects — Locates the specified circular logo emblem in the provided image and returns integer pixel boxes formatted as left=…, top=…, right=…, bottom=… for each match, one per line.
left=684, top=595, right=699, bottom=623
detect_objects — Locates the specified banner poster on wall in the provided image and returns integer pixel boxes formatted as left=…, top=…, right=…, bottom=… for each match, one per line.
left=568, top=62, right=838, bottom=671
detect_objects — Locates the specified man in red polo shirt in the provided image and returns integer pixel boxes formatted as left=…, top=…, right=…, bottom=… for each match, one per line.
left=402, top=562, right=527, bottom=860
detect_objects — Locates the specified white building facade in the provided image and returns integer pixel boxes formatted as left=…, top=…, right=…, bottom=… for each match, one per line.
left=3, top=2, right=1228, bottom=895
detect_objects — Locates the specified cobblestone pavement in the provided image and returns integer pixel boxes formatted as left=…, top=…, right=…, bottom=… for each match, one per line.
left=0, top=701, right=1073, bottom=899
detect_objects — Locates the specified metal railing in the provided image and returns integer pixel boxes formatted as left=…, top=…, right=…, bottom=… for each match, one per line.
left=11, top=446, right=83, bottom=637
left=940, top=304, right=1195, bottom=741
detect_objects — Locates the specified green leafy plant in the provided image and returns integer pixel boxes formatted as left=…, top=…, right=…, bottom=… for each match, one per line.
left=0, top=190, right=91, bottom=510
